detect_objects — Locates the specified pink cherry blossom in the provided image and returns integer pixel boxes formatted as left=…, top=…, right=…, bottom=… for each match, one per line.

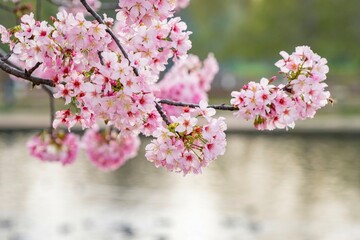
left=171, top=113, right=198, bottom=134
left=155, top=54, right=218, bottom=116
left=0, top=25, right=10, bottom=43
left=146, top=104, right=227, bottom=175
left=82, top=128, right=140, bottom=171
left=175, top=0, right=190, bottom=10
left=0, top=11, right=178, bottom=136
left=117, top=0, right=176, bottom=26
left=27, top=131, right=79, bottom=165
left=58, top=0, right=101, bottom=15
left=231, top=46, right=330, bottom=130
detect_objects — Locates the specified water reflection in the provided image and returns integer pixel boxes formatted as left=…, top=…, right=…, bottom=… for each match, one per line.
left=0, top=133, right=359, bottom=240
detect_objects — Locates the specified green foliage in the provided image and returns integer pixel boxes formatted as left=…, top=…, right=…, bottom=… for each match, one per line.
left=183, top=0, right=360, bottom=79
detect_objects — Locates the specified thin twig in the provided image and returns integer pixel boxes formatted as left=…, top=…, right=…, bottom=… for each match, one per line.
left=42, top=85, right=55, bottom=135
left=155, top=101, right=171, bottom=125
left=98, top=51, right=104, bottom=65
left=0, top=50, right=23, bottom=71
left=0, top=50, right=13, bottom=61
left=158, top=99, right=239, bottom=111
left=25, top=62, right=42, bottom=77
left=0, top=59, right=55, bottom=87
left=79, top=0, right=139, bottom=76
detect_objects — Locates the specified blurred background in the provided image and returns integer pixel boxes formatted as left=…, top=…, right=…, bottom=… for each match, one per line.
left=0, top=0, right=360, bottom=240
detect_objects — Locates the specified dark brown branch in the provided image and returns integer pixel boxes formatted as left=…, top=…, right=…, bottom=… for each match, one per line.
left=42, top=85, right=55, bottom=135
left=0, top=50, right=13, bottom=61
left=98, top=51, right=104, bottom=65
left=0, top=59, right=55, bottom=87
left=0, top=53, right=24, bottom=72
left=155, top=101, right=171, bottom=125
left=25, top=62, right=42, bottom=77
left=79, top=0, right=139, bottom=76
left=158, top=99, right=239, bottom=111
left=0, top=50, right=23, bottom=71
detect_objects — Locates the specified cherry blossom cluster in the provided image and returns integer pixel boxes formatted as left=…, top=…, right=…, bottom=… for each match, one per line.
left=27, top=131, right=79, bottom=165
left=0, top=3, right=191, bottom=134
left=26, top=128, right=140, bottom=170
left=82, top=128, right=140, bottom=171
left=145, top=101, right=227, bottom=175
left=0, top=13, right=153, bottom=135
left=231, top=46, right=330, bottom=130
left=1, top=11, right=111, bottom=72
left=114, top=12, right=192, bottom=74
left=117, top=0, right=182, bottom=26
left=58, top=0, right=101, bottom=14
left=155, top=53, right=219, bottom=117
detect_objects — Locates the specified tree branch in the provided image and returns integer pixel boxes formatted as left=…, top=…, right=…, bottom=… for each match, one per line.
left=158, top=99, right=239, bottom=111
left=97, top=51, right=104, bottom=65
left=79, top=0, right=139, bottom=77
left=25, top=62, right=42, bottom=77
left=0, top=59, right=55, bottom=87
left=42, top=85, right=55, bottom=135
left=0, top=50, right=24, bottom=72
left=0, top=49, right=13, bottom=61
left=155, top=101, right=171, bottom=125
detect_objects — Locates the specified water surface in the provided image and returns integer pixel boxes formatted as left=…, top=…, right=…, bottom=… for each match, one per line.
left=0, top=133, right=359, bottom=240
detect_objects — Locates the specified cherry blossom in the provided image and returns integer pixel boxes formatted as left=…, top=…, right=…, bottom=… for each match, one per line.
left=82, top=128, right=140, bottom=171
left=0, top=11, right=173, bottom=136
left=117, top=0, right=177, bottom=26
left=27, top=131, right=79, bottom=165
left=176, top=0, right=190, bottom=10
left=58, top=0, right=101, bottom=15
left=231, top=46, right=331, bottom=130
left=146, top=104, right=227, bottom=175
left=155, top=54, right=218, bottom=116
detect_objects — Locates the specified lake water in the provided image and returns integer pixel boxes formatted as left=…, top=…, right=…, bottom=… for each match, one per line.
left=0, top=132, right=359, bottom=240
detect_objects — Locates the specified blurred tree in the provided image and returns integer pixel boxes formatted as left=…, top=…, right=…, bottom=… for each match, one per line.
left=184, top=0, right=360, bottom=66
